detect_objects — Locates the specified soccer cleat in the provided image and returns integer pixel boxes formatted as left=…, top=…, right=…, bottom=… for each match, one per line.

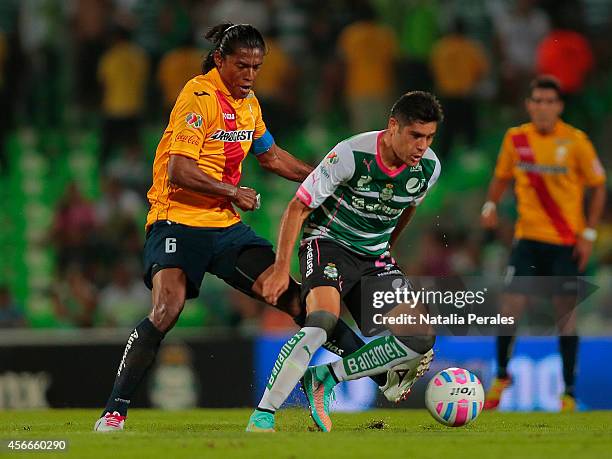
left=380, top=349, right=434, bottom=403
left=560, top=394, right=577, bottom=412
left=302, top=365, right=337, bottom=432
left=484, top=376, right=512, bottom=410
left=246, top=410, right=275, bottom=432
left=94, top=411, right=126, bottom=432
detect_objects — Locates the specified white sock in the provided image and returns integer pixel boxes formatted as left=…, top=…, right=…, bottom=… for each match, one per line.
left=330, top=335, right=421, bottom=381
left=258, top=327, right=327, bottom=412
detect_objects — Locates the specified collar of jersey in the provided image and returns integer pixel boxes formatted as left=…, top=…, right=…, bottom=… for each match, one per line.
left=528, top=120, right=564, bottom=137
left=207, top=68, right=232, bottom=98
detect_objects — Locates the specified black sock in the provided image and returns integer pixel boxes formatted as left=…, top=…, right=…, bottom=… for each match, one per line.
left=324, top=320, right=387, bottom=387
left=497, top=336, right=515, bottom=379
left=560, top=336, right=578, bottom=396
left=103, top=318, right=165, bottom=417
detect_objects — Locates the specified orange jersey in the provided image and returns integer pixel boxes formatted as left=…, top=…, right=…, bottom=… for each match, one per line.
left=494, top=121, right=606, bottom=245
left=146, top=68, right=271, bottom=229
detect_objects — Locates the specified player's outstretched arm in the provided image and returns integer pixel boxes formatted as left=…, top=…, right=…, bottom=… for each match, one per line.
left=168, top=155, right=258, bottom=211
left=480, top=177, right=512, bottom=229
left=256, top=143, right=314, bottom=182
left=262, top=196, right=313, bottom=304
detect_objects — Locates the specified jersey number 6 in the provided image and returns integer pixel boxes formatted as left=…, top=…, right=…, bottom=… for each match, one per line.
left=165, top=238, right=177, bottom=253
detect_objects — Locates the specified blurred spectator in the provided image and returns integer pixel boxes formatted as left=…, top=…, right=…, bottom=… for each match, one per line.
left=71, top=0, right=110, bottom=117
left=19, top=0, right=67, bottom=128
left=536, top=14, right=594, bottom=96
left=104, top=140, right=150, bottom=196
left=0, top=3, right=20, bottom=164
left=51, top=182, right=98, bottom=272
left=396, top=0, right=440, bottom=92
left=492, top=0, right=550, bottom=106
left=158, top=0, right=194, bottom=54
left=97, top=260, right=149, bottom=327
left=115, top=0, right=164, bottom=60
left=98, top=25, right=149, bottom=164
left=449, top=232, right=481, bottom=275
left=157, top=32, right=202, bottom=117
left=0, top=30, right=9, bottom=173
left=336, top=0, right=399, bottom=131
left=0, top=285, right=26, bottom=327
left=412, top=230, right=452, bottom=276
left=430, top=18, right=489, bottom=159
left=272, top=0, right=309, bottom=61
left=207, top=0, right=271, bottom=33
left=95, top=176, right=145, bottom=251
left=254, top=31, right=301, bottom=140
left=50, top=264, right=97, bottom=328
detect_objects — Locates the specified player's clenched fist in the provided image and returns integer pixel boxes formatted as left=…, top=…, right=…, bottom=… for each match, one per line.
left=261, top=268, right=290, bottom=305
left=480, top=201, right=498, bottom=229
left=232, top=186, right=259, bottom=211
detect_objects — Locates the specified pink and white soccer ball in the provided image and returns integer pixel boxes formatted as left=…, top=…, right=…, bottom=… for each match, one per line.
left=425, top=367, right=485, bottom=427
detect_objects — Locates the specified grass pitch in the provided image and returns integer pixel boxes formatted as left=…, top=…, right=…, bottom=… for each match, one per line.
left=1, top=409, right=611, bottom=459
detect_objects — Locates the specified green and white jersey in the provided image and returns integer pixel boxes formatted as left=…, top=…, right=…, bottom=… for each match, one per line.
left=296, top=131, right=440, bottom=256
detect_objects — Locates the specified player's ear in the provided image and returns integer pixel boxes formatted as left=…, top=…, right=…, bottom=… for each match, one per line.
left=388, top=116, right=398, bottom=133
left=213, top=50, right=223, bottom=69
left=558, top=99, right=565, bottom=115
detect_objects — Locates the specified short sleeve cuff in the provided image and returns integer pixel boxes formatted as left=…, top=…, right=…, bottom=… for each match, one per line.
left=296, top=185, right=313, bottom=207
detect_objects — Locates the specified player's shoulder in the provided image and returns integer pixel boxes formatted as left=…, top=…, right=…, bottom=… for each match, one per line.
left=175, top=75, right=217, bottom=110
left=422, top=148, right=440, bottom=166
left=505, top=123, right=530, bottom=137
left=342, top=130, right=380, bottom=155
left=183, top=75, right=215, bottom=97
left=559, top=121, right=592, bottom=144
left=421, top=148, right=441, bottom=178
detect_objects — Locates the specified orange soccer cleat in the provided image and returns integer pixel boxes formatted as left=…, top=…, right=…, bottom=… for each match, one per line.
left=560, top=394, right=577, bottom=412
left=484, top=376, right=512, bottom=410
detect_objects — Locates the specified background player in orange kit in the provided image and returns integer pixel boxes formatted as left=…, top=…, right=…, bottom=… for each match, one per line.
left=481, top=76, right=607, bottom=411
left=94, top=23, right=372, bottom=431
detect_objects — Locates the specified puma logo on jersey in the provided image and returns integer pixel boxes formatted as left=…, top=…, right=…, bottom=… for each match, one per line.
left=209, top=129, right=254, bottom=142
left=223, top=113, right=236, bottom=120
left=193, top=91, right=210, bottom=96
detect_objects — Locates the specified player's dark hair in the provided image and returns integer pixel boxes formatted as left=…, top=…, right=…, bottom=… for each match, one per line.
left=528, top=76, right=563, bottom=100
left=202, top=23, right=266, bottom=74
left=390, top=91, right=444, bottom=126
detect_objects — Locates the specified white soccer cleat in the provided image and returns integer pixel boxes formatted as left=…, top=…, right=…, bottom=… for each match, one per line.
left=380, top=349, right=434, bottom=402
left=94, top=411, right=126, bottom=432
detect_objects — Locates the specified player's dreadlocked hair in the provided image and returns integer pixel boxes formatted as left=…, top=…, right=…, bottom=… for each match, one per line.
left=202, top=23, right=267, bottom=74
left=390, top=91, right=444, bottom=126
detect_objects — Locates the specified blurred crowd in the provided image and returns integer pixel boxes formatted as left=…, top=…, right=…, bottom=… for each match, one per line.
left=0, top=0, right=611, bottom=330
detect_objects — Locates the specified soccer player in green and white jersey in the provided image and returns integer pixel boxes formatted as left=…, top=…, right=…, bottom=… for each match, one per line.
left=246, top=91, right=443, bottom=432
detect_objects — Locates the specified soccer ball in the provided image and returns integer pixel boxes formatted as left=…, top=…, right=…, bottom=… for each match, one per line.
left=425, top=367, right=484, bottom=427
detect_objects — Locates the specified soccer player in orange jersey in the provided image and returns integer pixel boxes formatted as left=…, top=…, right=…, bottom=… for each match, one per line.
left=95, top=23, right=373, bottom=431
left=481, top=76, right=607, bottom=411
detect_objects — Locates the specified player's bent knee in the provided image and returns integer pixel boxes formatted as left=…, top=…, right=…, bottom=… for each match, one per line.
left=397, top=335, right=436, bottom=354
left=305, top=310, right=338, bottom=339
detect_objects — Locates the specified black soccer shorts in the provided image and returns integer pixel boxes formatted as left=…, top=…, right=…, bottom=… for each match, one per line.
left=298, top=238, right=411, bottom=325
left=143, top=220, right=273, bottom=299
left=505, top=238, right=581, bottom=296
